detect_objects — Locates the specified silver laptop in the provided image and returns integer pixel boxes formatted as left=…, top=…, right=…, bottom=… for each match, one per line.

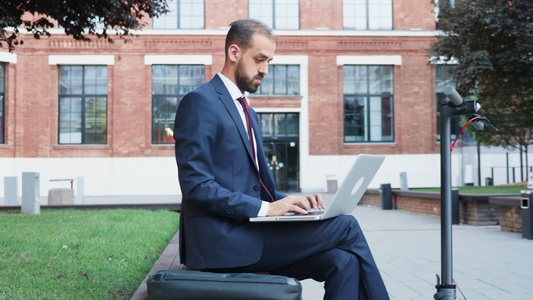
left=249, top=154, right=385, bottom=222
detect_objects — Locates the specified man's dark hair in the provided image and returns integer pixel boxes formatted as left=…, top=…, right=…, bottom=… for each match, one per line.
left=225, top=19, right=276, bottom=58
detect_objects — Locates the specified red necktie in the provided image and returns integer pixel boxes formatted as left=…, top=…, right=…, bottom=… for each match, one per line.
left=236, top=97, right=256, bottom=161
left=236, top=96, right=274, bottom=202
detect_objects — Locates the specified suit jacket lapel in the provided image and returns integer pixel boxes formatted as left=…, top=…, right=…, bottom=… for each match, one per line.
left=210, top=75, right=256, bottom=165
left=251, top=109, right=277, bottom=201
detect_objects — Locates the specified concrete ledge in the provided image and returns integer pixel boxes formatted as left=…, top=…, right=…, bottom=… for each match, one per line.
left=488, top=196, right=521, bottom=207
left=460, top=193, right=518, bottom=202
left=393, top=190, right=440, bottom=199
left=365, top=188, right=380, bottom=195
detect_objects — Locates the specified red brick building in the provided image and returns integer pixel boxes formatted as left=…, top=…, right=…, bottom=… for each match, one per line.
left=1, top=0, right=519, bottom=198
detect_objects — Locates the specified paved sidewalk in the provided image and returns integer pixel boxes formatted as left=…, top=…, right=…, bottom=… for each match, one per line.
left=127, top=193, right=533, bottom=300
left=302, top=195, right=533, bottom=300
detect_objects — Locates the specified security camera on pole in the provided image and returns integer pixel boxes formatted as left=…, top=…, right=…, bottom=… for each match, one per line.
left=434, top=85, right=498, bottom=300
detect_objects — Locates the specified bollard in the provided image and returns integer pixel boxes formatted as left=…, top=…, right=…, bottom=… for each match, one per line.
left=380, top=183, right=392, bottom=210
left=4, top=176, right=18, bottom=205
left=326, top=175, right=338, bottom=194
left=521, top=190, right=533, bottom=240
left=76, top=176, right=84, bottom=205
left=22, top=172, right=40, bottom=215
left=399, top=172, right=409, bottom=190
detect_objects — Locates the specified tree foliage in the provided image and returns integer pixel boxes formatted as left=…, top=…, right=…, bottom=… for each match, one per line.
left=0, top=0, right=168, bottom=51
left=431, top=0, right=533, bottom=174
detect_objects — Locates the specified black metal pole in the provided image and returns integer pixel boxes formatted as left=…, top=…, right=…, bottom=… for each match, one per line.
left=477, top=142, right=481, bottom=186
left=520, top=145, right=524, bottom=182
left=441, top=106, right=453, bottom=284
left=435, top=103, right=456, bottom=300
left=507, top=153, right=510, bottom=184
left=435, top=86, right=493, bottom=300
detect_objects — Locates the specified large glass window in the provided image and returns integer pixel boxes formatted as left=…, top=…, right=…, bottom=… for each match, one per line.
left=153, top=0, right=204, bottom=29
left=258, top=113, right=299, bottom=139
left=436, top=64, right=460, bottom=140
left=58, top=66, right=108, bottom=144
left=343, top=65, right=394, bottom=143
left=256, top=65, right=299, bottom=95
left=0, top=63, right=5, bottom=144
left=152, top=65, right=205, bottom=144
left=249, top=0, right=299, bottom=30
left=343, top=0, right=392, bottom=30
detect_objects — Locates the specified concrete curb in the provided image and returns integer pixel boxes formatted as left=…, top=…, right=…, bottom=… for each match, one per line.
left=130, top=230, right=181, bottom=300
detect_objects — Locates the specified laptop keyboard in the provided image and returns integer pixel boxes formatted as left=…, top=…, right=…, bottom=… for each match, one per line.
left=307, top=209, right=325, bottom=215
left=283, top=209, right=325, bottom=216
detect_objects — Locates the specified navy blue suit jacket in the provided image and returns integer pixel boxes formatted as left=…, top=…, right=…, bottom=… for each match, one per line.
left=174, top=75, right=286, bottom=269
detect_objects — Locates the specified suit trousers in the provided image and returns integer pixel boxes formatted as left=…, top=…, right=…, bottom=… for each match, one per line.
left=210, top=215, right=389, bottom=300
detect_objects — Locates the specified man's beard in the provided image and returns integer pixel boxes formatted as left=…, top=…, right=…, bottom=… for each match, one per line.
left=235, top=60, right=262, bottom=93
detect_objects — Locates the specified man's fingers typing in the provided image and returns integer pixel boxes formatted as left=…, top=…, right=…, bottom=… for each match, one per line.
left=266, top=194, right=327, bottom=216
left=315, top=194, right=326, bottom=209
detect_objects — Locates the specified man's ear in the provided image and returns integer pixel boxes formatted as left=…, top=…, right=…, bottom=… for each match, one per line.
left=228, top=44, right=240, bottom=63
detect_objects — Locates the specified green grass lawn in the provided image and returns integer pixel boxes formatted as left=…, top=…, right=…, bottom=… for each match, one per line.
left=413, top=184, right=529, bottom=194
left=0, top=209, right=179, bottom=299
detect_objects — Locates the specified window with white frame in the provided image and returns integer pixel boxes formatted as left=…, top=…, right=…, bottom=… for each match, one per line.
left=153, top=0, right=204, bottom=29
left=343, top=65, right=394, bottom=143
left=258, top=113, right=299, bottom=139
left=343, top=0, right=392, bottom=30
left=249, top=0, right=299, bottom=30
left=58, top=65, right=108, bottom=144
left=256, top=65, right=299, bottom=95
left=152, top=65, right=205, bottom=144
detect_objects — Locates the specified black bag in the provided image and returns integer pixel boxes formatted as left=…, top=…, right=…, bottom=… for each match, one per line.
left=147, top=269, right=302, bottom=300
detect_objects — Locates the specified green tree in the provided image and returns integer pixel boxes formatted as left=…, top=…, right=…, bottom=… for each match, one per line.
left=0, top=0, right=168, bottom=51
left=431, top=0, right=533, bottom=179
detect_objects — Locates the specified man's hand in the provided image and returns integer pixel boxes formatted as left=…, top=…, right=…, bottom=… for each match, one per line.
left=266, top=194, right=325, bottom=216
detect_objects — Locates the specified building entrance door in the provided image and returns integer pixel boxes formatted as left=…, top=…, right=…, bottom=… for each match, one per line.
left=258, top=113, right=300, bottom=192
left=263, top=141, right=299, bottom=191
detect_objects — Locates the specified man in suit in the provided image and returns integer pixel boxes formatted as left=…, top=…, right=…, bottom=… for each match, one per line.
left=174, top=19, right=389, bottom=300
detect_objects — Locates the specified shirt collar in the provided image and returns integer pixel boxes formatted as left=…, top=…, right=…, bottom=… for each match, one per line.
left=217, top=72, right=248, bottom=100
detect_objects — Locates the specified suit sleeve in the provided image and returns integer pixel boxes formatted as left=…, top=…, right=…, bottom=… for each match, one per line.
left=275, top=191, right=287, bottom=200
left=174, top=91, right=264, bottom=220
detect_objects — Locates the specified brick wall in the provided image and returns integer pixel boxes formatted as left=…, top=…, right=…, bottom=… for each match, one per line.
left=394, top=0, right=436, bottom=31
left=499, top=206, right=522, bottom=233
left=300, top=0, right=343, bottom=30
left=360, top=192, right=382, bottom=207
left=1, top=0, right=439, bottom=159
left=489, top=197, right=523, bottom=233
left=395, top=194, right=441, bottom=217
left=460, top=200, right=499, bottom=226
left=206, top=0, right=248, bottom=29
left=3, top=33, right=438, bottom=158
